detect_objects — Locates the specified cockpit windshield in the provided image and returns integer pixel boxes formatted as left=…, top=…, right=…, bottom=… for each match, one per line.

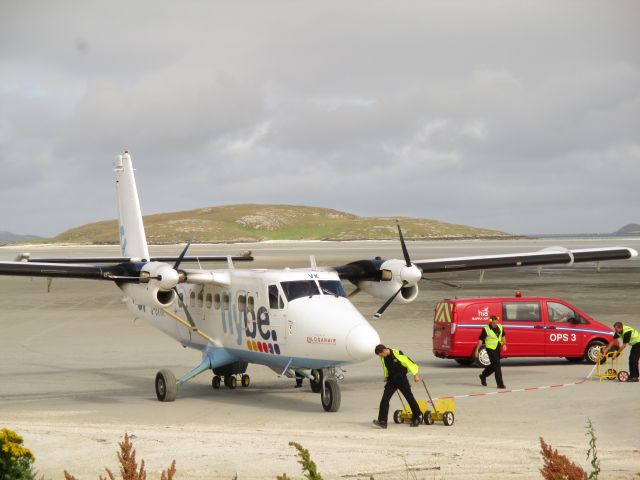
left=280, top=280, right=320, bottom=301
left=318, top=280, right=347, bottom=298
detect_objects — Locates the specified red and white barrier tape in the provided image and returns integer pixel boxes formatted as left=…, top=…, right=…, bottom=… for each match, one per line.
left=434, top=364, right=598, bottom=401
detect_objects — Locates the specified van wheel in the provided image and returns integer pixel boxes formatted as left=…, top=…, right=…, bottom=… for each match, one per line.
left=584, top=340, right=606, bottom=364
left=455, top=358, right=474, bottom=366
left=476, top=348, right=491, bottom=368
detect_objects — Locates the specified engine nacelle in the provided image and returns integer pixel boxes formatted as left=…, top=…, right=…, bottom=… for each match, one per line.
left=356, top=259, right=421, bottom=304
left=140, top=262, right=180, bottom=290
left=120, top=282, right=176, bottom=309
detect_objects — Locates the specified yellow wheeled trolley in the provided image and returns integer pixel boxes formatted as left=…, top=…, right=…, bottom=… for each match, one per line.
left=392, top=380, right=456, bottom=426
left=593, top=349, right=629, bottom=382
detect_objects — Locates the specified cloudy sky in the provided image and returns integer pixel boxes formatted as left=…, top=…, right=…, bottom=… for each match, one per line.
left=1, top=1, right=638, bottom=237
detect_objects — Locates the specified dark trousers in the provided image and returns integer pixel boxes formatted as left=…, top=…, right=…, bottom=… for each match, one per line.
left=629, top=343, right=640, bottom=378
left=481, top=347, right=504, bottom=387
left=378, top=375, right=421, bottom=423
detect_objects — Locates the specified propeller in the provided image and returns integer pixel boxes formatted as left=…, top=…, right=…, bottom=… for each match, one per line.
left=171, top=241, right=196, bottom=327
left=373, top=221, right=420, bottom=319
left=374, top=281, right=408, bottom=319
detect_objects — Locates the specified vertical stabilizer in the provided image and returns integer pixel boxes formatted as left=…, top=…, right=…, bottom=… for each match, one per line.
left=113, top=152, right=150, bottom=261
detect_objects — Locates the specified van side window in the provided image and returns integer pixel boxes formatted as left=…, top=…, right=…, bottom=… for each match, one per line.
left=503, top=302, right=541, bottom=322
left=547, top=302, right=587, bottom=324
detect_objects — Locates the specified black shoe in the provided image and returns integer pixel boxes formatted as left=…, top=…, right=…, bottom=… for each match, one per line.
left=410, top=419, right=421, bottom=427
left=373, top=420, right=387, bottom=429
left=479, top=375, right=487, bottom=386
left=627, top=377, right=639, bottom=382
left=295, top=383, right=303, bottom=388
left=497, top=384, right=506, bottom=389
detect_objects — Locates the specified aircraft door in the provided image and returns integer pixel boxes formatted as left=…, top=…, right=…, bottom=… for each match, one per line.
left=265, top=284, right=287, bottom=344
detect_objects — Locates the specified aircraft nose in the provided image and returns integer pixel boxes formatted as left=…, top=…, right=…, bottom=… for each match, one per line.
left=346, top=324, right=381, bottom=361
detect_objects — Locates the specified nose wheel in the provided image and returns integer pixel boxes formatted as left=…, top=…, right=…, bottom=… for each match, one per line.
left=319, top=369, right=342, bottom=412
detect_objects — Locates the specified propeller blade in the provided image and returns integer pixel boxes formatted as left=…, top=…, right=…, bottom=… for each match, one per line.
left=422, top=276, right=463, bottom=289
left=173, top=240, right=193, bottom=270
left=374, top=281, right=407, bottom=319
left=174, top=287, right=196, bottom=327
left=396, top=220, right=411, bottom=267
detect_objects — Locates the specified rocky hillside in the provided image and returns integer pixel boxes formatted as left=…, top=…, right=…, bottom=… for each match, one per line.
left=52, top=204, right=513, bottom=244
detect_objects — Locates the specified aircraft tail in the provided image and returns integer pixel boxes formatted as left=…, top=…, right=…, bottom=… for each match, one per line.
left=113, top=152, right=150, bottom=261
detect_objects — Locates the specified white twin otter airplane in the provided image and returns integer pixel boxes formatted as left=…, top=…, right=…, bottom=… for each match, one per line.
left=0, top=152, right=636, bottom=411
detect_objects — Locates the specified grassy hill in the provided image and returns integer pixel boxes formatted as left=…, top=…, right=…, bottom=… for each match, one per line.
left=51, top=204, right=512, bottom=244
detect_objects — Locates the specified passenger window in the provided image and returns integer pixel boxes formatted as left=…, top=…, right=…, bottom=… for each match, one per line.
left=547, top=302, right=585, bottom=324
left=222, top=293, right=229, bottom=311
left=318, top=280, right=347, bottom=297
left=189, top=291, right=196, bottom=307
left=503, top=302, right=541, bottom=322
left=205, top=293, right=212, bottom=309
left=213, top=293, right=220, bottom=310
left=269, top=285, right=284, bottom=309
left=238, top=294, right=246, bottom=312
left=197, top=291, right=204, bottom=308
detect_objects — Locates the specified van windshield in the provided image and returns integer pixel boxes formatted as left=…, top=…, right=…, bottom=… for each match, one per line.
left=280, top=280, right=320, bottom=301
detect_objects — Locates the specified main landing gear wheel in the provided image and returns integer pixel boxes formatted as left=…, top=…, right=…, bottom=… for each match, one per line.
left=224, top=375, right=237, bottom=389
left=320, top=378, right=341, bottom=412
left=155, top=369, right=177, bottom=402
left=442, top=411, right=455, bottom=426
left=310, top=369, right=323, bottom=393
left=393, top=410, right=403, bottom=424
left=212, top=375, right=221, bottom=389
left=423, top=412, right=434, bottom=425
left=241, top=374, right=250, bottom=387
left=617, top=370, right=630, bottom=382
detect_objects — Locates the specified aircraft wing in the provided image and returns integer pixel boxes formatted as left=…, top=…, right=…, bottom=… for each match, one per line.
left=17, top=254, right=253, bottom=264
left=334, top=246, right=638, bottom=282
left=414, top=247, right=637, bottom=274
left=0, top=261, right=120, bottom=280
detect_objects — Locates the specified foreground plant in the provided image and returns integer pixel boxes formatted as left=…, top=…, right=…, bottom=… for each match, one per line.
left=539, top=437, right=586, bottom=480
left=0, top=428, right=36, bottom=480
left=64, top=433, right=176, bottom=480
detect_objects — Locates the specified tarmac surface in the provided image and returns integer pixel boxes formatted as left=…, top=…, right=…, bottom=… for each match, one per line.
left=1, top=239, right=639, bottom=479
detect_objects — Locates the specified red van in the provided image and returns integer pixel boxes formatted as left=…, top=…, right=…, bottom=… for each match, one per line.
left=432, top=293, right=613, bottom=366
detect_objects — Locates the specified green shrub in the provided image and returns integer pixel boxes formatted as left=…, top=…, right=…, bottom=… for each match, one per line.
left=0, top=428, right=36, bottom=480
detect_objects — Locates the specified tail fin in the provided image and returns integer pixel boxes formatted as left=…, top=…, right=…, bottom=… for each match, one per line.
left=113, top=152, right=150, bottom=261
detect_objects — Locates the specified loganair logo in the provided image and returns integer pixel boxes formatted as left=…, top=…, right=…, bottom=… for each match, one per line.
left=219, top=291, right=281, bottom=355
left=307, top=335, right=336, bottom=345
left=471, top=306, right=490, bottom=321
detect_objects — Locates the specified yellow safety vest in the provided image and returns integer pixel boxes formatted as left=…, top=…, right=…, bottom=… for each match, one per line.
left=380, top=349, right=419, bottom=378
left=621, top=325, right=640, bottom=346
left=483, top=324, right=503, bottom=350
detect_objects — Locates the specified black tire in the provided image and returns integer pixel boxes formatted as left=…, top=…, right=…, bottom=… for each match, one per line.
left=310, top=369, right=323, bottom=393
left=455, top=358, right=474, bottom=366
left=606, top=368, right=617, bottom=380
left=476, top=348, right=491, bottom=368
left=227, top=375, right=237, bottom=389
left=443, top=411, right=454, bottom=426
left=155, top=369, right=177, bottom=402
left=212, top=375, right=221, bottom=389
left=565, top=357, right=584, bottom=363
left=241, top=374, right=250, bottom=387
left=320, top=378, right=341, bottom=412
left=423, top=412, right=434, bottom=425
left=584, top=340, right=606, bottom=364
left=393, top=410, right=402, bottom=424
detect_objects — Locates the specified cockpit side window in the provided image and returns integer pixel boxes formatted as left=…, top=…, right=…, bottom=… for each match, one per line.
left=268, top=284, right=284, bottom=309
left=280, top=280, right=320, bottom=301
left=318, top=280, right=347, bottom=297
